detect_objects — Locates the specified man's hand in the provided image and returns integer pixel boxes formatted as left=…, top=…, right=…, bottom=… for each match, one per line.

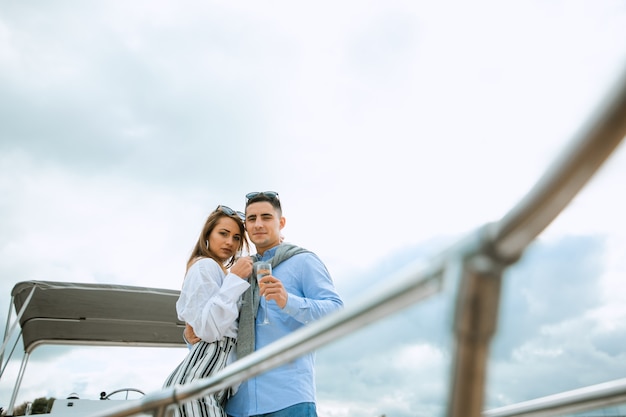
left=259, top=275, right=288, bottom=309
left=184, top=323, right=200, bottom=345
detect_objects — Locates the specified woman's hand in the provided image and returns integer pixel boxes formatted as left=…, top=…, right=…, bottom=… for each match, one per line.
left=231, top=256, right=254, bottom=280
left=184, top=323, right=200, bottom=345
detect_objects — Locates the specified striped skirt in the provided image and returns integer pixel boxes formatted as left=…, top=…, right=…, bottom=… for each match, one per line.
left=163, top=337, right=236, bottom=417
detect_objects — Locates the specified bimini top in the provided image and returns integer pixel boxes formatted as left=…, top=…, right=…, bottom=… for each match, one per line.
left=10, top=280, right=186, bottom=353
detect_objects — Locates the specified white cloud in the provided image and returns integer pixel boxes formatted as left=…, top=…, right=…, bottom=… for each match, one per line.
left=393, top=343, right=443, bottom=371
left=0, top=151, right=204, bottom=290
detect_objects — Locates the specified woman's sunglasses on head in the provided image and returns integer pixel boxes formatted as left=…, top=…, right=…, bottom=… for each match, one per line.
left=215, top=205, right=245, bottom=221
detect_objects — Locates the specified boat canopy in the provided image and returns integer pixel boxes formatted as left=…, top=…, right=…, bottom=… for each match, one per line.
left=9, top=280, right=186, bottom=353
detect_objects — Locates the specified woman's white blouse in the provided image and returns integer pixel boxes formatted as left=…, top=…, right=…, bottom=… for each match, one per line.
left=176, top=257, right=250, bottom=342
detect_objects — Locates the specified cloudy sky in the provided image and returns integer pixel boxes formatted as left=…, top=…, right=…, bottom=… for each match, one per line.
left=1, top=0, right=626, bottom=416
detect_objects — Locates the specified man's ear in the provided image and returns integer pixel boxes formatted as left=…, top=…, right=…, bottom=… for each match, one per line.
left=279, top=216, right=286, bottom=230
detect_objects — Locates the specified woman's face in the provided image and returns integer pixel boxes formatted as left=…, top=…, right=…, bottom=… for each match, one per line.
left=208, top=216, right=243, bottom=262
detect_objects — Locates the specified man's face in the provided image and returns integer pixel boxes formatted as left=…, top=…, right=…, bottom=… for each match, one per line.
left=245, top=201, right=285, bottom=254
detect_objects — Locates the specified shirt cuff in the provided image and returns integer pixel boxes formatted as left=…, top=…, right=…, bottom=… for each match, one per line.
left=223, top=272, right=250, bottom=297
left=282, top=293, right=303, bottom=316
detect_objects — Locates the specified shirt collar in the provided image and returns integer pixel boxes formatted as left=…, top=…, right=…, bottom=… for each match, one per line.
left=258, top=245, right=280, bottom=261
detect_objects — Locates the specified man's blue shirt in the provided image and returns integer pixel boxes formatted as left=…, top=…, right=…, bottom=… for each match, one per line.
left=225, top=245, right=344, bottom=417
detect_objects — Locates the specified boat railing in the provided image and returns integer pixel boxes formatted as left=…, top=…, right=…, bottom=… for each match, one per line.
left=42, top=65, right=626, bottom=417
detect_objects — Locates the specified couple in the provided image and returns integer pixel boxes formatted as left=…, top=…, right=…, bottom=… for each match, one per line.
left=163, top=191, right=344, bottom=417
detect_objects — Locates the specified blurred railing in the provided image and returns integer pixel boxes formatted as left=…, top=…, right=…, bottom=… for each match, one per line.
left=88, top=66, right=626, bottom=417
left=484, top=378, right=626, bottom=417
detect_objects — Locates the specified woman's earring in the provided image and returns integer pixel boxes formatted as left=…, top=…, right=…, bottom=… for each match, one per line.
left=205, top=240, right=209, bottom=250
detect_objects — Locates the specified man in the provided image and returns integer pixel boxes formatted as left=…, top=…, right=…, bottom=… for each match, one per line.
left=187, top=191, right=343, bottom=417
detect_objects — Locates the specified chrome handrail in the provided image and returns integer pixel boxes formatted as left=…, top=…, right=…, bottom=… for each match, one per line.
left=484, top=378, right=626, bottom=417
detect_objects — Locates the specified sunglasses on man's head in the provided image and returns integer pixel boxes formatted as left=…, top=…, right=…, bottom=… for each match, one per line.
left=216, top=205, right=245, bottom=221
left=245, top=191, right=280, bottom=203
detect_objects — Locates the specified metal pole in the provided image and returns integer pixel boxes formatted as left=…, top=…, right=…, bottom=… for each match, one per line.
left=1, top=287, right=36, bottom=360
left=7, top=352, right=30, bottom=415
left=447, top=253, right=505, bottom=417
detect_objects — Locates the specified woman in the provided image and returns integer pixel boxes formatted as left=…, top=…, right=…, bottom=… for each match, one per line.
left=163, top=205, right=254, bottom=417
